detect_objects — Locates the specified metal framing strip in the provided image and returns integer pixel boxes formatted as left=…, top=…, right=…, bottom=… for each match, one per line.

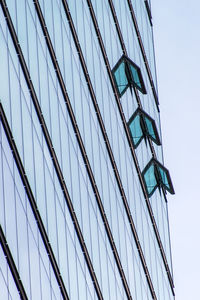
left=0, top=225, right=28, bottom=300
left=86, top=0, right=175, bottom=295
left=60, top=1, right=157, bottom=300
left=33, top=1, right=132, bottom=299
left=1, top=2, right=102, bottom=299
left=107, top=0, right=174, bottom=292
left=144, top=0, right=153, bottom=26
left=0, top=104, right=69, bottom=300
left=126, top=0, right=159, bottom=109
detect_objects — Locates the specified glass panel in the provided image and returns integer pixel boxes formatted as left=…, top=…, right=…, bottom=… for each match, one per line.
left=144, top=116, right=156, bottom=140
left=143, top=164, right=157, bottom=196
left=128, top=108, right=161, bottom=149
left=129, top=114, right=143, bottom=147
left=158, top=167, right=170, bottom=190
left=143, top=159, right=174, bottom=196
left=113, top=61, right=129, bottom=96
left=129, top=63, right=142, bottom=89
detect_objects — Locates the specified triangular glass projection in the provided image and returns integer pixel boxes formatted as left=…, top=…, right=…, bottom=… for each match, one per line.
left=112, top=55, right=147, bottom=97
left=142, top=158, right=175, bottom=197
left=128, top=108, right=161, bottom=148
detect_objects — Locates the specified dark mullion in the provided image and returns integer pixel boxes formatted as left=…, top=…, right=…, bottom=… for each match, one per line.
left=33, top=1, right=132, bottom=299
left=126, top=0, right=159, bottom=109
left=0, top=226, right=28, bottom=300
left=107, top=0, right=127, bottom=55
left=0, top=2, right=102, bottom=299
left=0, top=104, right=69, bottom=300
left=60, top=1, right=158, bottom=300
left=144, top=0, right=153, bottom=26
left=162, top=191, right=175, bottom=280
left=86, top=0, right=175, bottom=296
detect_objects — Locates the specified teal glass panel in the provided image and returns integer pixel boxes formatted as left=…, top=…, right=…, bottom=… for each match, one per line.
left=158, top=167, right=170, bottom=189
left=129, top=64, right=142, bottom=89
left=129, top=114, right=143, bottom=147
left=144, top=116, right=156, bottom=140
left=144, top=164, right=157, bottom=195
left=113, top=61, right=129, bottom=95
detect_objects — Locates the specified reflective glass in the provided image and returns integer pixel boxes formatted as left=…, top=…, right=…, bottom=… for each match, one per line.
left=128, top=108, right=160, bottom=148
left=0, top=0, right=175, bottom=298
left=142, top=159, right=175, bottom=196
left=143, top=164, right=157, bottom=196
left=144, top=116, right=156, bottom=140
left=112, top=55, right=146, bottom=96
left=157, top=166, right=173, bottom=194
left=113, top=61, right=129, bottom=96
left=129, top=114, right=143, bottom=147
left=129, top=63, right=142, bottom=89
left=159, top=167, right=169, bottom=188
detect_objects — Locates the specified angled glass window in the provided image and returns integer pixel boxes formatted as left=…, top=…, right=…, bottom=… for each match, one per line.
left=128, top=108, right=161, bottom=148
left=112, top=55, right=147, bottom=97
left=142, top=158, right=175, bottom=197
left=129, top=64, right=143, bottom=90
left=113, top=60, right=129, bottom=96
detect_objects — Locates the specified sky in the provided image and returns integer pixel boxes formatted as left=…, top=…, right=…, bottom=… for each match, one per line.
left=152, top=0, right=200, bottom=299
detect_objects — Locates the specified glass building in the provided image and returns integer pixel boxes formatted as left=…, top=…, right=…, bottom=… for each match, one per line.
left=0, top=0, right=175, bottom=299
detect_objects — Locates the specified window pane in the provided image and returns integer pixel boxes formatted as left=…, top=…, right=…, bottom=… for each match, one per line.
left=144, top=116, right=156, bottom=140
left=143, top=164, right=157, bottom=196
left=128, top=108, right=161, bottom=148
left=129, top=114, right=143, bottom=147
left=112, top=55, right=146, bottom=96
left=158, top=167, right=170, bottom=189
left=157, top=165, right=174, bottom=194
left=129, top=64, right=142, bottom=89
left=113, top=61, right=129, bottom=96
left=143, top=159, right=175, bottom=196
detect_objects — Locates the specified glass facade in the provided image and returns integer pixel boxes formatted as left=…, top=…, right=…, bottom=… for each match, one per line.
left=0, top=1, right=175, bottom=299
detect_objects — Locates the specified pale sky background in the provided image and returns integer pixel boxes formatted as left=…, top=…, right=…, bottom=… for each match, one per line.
left=152, top=0, right=200, bottom=299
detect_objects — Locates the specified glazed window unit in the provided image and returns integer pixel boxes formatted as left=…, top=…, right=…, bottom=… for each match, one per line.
left=112, top=55, right=147, bottom=97
left=128, top=107, right=161, bottom=148
left=142, top=158, right=175, bottom=197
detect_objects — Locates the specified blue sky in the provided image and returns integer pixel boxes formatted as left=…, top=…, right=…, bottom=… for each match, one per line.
left=152, top=0, right=200, bottom=299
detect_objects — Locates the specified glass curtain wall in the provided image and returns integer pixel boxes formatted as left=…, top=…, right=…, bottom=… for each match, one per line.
left=0, top=1, right=175, bottom=300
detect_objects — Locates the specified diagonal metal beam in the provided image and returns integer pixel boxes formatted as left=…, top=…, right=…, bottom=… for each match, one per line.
left=0, top=225, right=28, bottom=300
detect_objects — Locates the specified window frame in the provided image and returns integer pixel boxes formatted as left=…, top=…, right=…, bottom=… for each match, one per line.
left=112, top=55, right=147, bottom=97
left=128, top=107, right=161, bottom=148
left=142, top=158, right=175, bottom=197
